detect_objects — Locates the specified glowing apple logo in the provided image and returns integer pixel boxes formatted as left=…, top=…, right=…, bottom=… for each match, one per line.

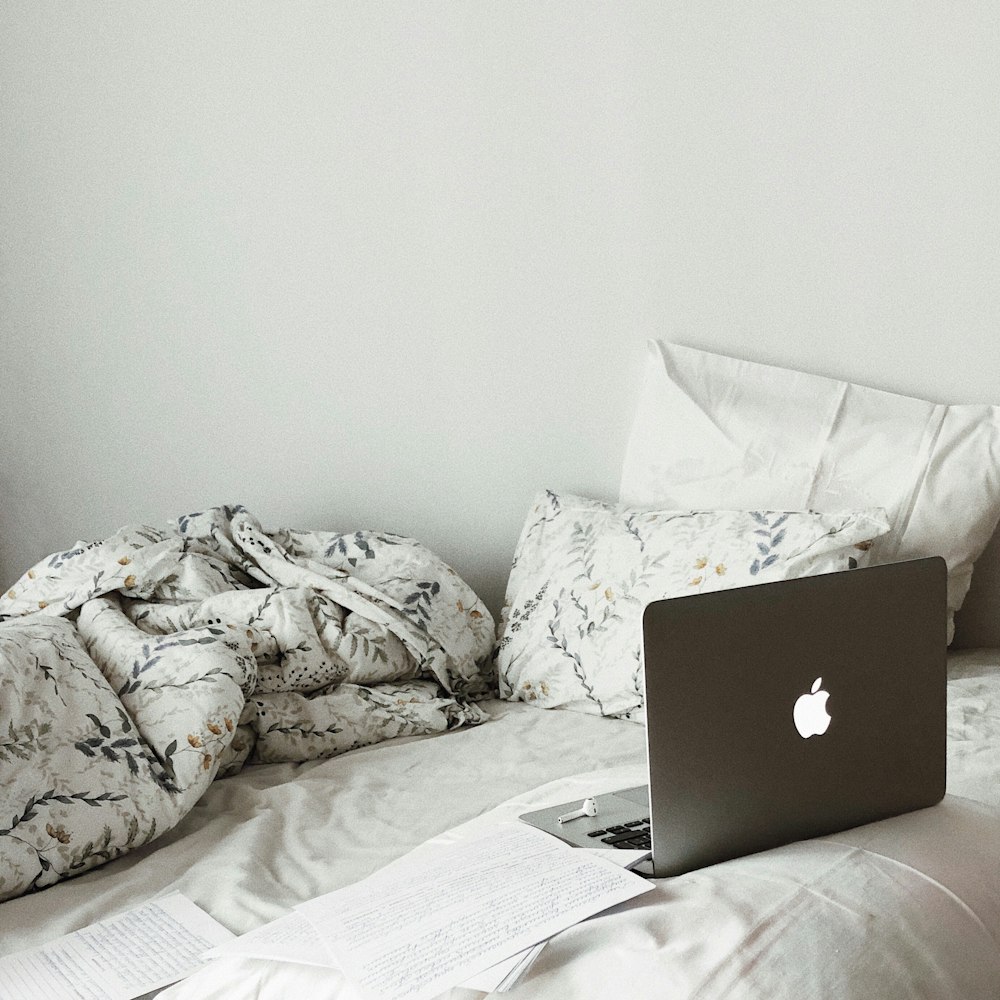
left=793, top=677, right=832, bottom=738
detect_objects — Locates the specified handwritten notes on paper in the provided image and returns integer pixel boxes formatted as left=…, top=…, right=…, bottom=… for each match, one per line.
left=297, top=822, right=653, bottom=1000
left=0, top=892, right=234, bottom=1000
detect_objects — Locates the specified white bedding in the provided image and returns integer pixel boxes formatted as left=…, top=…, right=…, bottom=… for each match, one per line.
left=1, top=649, right=998, bottom=999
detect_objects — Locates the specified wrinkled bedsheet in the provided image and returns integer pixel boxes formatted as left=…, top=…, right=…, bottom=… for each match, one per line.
left=0, top=506, right=494, bottom=901
left=1, top=649, right=998, bottom=999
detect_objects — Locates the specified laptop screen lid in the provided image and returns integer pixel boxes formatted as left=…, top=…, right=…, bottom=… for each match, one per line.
left=641, top=556, right=947, bottom=878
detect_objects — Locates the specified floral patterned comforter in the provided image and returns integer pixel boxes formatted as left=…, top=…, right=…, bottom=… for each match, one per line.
left=0, top=506, right=495, bottom=901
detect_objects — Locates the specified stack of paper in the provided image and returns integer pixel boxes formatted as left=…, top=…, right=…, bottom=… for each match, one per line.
left=0, top=827, right=649, bottom=1000
left=210, top=823, right=653, bottom=1000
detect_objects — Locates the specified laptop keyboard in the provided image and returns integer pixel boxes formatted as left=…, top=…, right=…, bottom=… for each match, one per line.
left=586, top=817, right=651, bottom=851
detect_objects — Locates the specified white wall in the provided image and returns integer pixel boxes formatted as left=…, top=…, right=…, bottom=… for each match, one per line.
left=2, top=3, right=998, bottom=642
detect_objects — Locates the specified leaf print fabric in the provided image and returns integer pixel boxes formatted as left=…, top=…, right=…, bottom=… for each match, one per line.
left=496, top=492, right=889, bottom=722
left=0, top=506, right=495, bottom=901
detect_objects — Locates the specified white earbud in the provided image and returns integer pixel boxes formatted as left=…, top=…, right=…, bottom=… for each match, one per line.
left=557, top=797, right=598, bottom=824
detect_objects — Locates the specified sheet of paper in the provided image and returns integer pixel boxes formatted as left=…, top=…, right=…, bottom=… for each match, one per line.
left=0, top=892, right=234, bottom=1000
left=204, top=911, right=338, bottom=969
left=297, top=822, right=653, bottom=1000
left=207, top=909, right=541, bottom=992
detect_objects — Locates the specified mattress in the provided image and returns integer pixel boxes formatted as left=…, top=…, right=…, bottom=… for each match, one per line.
left=2, top=648, right=999, bottom=999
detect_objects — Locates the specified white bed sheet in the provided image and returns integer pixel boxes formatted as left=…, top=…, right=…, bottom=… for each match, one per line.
left=1, top=650, right=998, bottom=999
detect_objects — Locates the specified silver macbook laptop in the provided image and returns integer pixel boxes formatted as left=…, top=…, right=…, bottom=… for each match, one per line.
left=520, top=557, right=947, bottom=878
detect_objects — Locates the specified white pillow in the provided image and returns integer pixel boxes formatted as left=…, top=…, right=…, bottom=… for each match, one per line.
left=620, top=341, right=1000, bottom=644
left=495, top=492, right=888, bottom=721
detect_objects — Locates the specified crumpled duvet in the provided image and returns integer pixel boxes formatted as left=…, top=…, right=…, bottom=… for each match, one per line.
left=0, top=506, right=495, bottom=901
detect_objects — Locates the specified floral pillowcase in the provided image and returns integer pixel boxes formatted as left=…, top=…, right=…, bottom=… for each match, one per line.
left=495, top=492, right=889, bottom=721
